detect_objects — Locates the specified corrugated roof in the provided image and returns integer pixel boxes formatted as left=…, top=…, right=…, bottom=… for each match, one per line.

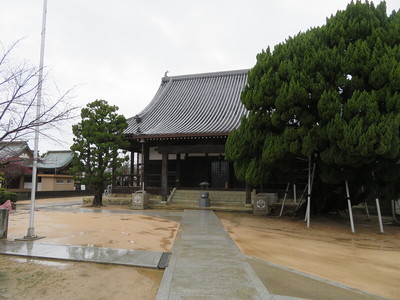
left=37, top=150, right=73, bottom=169
left=125, top=69, right=249, bottom=138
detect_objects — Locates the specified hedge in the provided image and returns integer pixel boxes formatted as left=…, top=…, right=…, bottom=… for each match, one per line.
left=0, top=190, right=18, bottom=205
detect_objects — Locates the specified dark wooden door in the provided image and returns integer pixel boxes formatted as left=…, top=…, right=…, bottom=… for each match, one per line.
left=211, top=160, right=229, bottom=188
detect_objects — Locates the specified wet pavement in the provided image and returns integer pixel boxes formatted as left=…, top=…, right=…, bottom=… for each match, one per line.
left=247, top=256, right=384, bottom=300
left=17, top=201, right=183, bottom=222
left=0, top=240, right=169, bottom=269
left=1, top=200, right=386, bottom=299
left=155, top=210, right=382, bottom=300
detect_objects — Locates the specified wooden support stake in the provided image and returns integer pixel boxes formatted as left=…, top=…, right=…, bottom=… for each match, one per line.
left=376, top=198, right=384, bottom=234
left=345, top=181, right=355, bottom=234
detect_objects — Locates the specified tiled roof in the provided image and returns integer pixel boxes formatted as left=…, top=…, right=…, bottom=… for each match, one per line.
left=125, top=69, right=249, bottom=138
left=0, top=141, right=32, bottom=159
left=37, top=150, right=73, bottom=169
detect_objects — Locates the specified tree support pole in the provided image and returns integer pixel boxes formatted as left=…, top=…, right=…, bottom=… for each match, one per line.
left=391, top=200, right=398, bottom=224
left=296, top=184, right=308, bottom=211
left=365, top=201, right=371, bottom=221
left=310, top=163, right=316, bottom=193
left=345, top=181, right=355, bottom=234
left=293, top=184, right=297, bottom=204
left=304, top=161, right=316, bottom=222
left=279, top=182, right=290, bottom=217
left=306, top=155, right=311, bottom=228
left=376, top=198, right=384, bottom=234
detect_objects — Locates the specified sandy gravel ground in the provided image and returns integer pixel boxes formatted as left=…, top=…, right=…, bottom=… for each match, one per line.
left=1, top=197, right=178, bottom=300
left=0, top=256, right=161, bottom=300
left=217, top=211, right=400, bottom=300
left=6, top=210, right=178, bottom=252
left=1, top=197, right=399, bottom=299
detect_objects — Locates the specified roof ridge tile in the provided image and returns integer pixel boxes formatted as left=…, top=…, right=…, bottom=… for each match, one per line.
left=162, top=69, right=249, bottom=83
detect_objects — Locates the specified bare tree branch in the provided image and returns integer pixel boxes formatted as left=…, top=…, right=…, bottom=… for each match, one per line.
left=0, top=40, right=79, bottom=148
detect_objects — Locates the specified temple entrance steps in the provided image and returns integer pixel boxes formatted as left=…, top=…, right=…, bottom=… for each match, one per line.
left=169, top=189, right=246, bottom=206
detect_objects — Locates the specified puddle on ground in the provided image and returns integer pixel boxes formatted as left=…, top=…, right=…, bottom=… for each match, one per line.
left=11, top=257, right=70, bottom=268
left=80, top=243, right=104, bottom=248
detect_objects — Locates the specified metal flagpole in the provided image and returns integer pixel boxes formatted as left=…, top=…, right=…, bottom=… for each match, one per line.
left=22, top=0, right=48, bottom=240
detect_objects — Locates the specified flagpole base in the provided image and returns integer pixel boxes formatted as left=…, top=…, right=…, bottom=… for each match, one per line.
left=15, top=227, right=45, bottom=241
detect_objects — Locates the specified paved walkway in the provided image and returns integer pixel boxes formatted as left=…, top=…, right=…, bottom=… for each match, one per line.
left=156, top=210, right=290, bottom=300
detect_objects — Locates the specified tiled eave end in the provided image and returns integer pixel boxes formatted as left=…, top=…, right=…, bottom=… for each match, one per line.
left=125, top=132, right=229, bottom=141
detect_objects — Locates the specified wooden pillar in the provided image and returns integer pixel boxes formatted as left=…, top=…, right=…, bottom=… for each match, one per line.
left=245, top=182, right=252, bottom=205
left=176, top=153, right=181, bottom=189
left=162, top=151, right=168, bottom=201
left=140, top=139, right=147, bottom=190
left=135, top=152, right=140, bottom=186
left=130, top=151, right=135, bottom=186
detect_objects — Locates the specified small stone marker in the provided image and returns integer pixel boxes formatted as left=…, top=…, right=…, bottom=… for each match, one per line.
left=253, top=193, right=269, bottom=216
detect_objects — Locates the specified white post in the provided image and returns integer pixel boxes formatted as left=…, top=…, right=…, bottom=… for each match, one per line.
left=306, top=155, right=311, bottom=228
left=345, top=181, right=355, bottom=234
left=279, top=183, right=290, bottom=217
left=376, top=198, right=384, bottom=234
left=25, top=0, right=47, bottom=240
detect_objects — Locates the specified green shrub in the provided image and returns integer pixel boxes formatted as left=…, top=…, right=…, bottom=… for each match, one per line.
left=0, top=190, right=18, bottom=205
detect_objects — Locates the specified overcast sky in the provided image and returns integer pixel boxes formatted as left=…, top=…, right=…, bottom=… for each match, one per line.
left=1, top=0, right=398, bottom=152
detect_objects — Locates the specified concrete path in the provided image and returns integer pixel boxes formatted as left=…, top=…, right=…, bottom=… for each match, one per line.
left=156, top=210, right=279, bottom=300
left=0, top=240, right=169, bottom=269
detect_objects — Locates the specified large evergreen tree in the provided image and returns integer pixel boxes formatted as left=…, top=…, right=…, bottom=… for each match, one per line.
left=70, top=100, right=129, bottom=207
left=226, top=1, right=400, bottom=212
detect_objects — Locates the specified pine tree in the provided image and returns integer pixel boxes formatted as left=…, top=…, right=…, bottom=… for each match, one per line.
left=70, top=100, right=129, bottom=207
left=226, top=1, right=400, bottom=212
